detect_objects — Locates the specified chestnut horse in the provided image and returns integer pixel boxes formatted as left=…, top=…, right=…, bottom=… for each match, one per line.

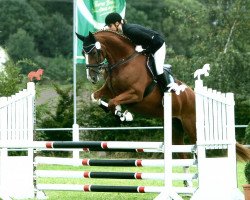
left=76, top=30, right=250, bottom=162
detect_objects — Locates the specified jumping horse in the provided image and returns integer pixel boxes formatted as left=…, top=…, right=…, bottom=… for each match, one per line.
left=76, top=30, right=250, bottom=164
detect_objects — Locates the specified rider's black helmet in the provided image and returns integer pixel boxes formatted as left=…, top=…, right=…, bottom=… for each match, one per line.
left=105, top=12, right=122, bottom=25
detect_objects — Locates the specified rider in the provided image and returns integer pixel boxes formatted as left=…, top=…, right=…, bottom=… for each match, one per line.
left=104, top=12, right=170, bottom=93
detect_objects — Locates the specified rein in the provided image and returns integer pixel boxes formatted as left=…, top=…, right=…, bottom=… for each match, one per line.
left=108, top=51, right=139, bottom=71
left=86, top=50, right=140, bottom=74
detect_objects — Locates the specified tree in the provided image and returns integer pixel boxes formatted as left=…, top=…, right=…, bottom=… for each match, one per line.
left=126, top=0, right=207, bottom=57
left=0, top=0, right=43, bottom=45
left=37, top=13, right=72, bottom=57
left=5, top=29, right=37, bottom=63
left=34, top=0, right=73, bottom=24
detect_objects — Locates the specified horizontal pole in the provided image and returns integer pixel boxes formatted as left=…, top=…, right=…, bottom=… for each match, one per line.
left=36, top=184, right=196, bottom=194
left=36, top=184, right=162, bottom=193
left=172, top=145, right=196, bottom=153
left=0, top=141, right=163, bottom=150
left=35, top=157, right=197, bottom=167
left=36, top=148, right=162, bottom=153
left=34, top=125, right=247, bottom=132
left=35, top=170, right=164, bottom=180
left=82, top=158, right=197, bottom=167
left=35, top=126, right=164, bottom=131
left=0, top=142, right=195, bottom=153
left=36, top=170, right=198, bottom=181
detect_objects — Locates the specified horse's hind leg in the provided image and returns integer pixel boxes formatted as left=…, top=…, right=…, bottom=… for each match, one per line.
left=172, top=118, right=186, bottom=156
left=181, top=114, right=196, bottom=144
left=172, top=118, right=192, bottom=187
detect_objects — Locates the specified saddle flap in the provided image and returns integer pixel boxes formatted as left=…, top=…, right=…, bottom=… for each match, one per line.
left=146, top=55, right=175, bottom=83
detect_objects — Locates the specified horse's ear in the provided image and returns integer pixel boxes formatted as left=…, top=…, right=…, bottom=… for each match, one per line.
left=88, top=31, right=96, bottom=42
left=75, top=32, right=85, bottom=42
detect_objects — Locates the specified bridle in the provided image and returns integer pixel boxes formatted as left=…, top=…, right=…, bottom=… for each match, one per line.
left=83, top=42, right=140, bottom=76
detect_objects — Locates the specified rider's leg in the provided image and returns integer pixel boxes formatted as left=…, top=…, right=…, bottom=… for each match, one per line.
left=153, top=43, right=170, bottom=93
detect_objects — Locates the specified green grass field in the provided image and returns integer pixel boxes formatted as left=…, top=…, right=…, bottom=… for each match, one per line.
left=33, top=161, right=246, bottom=200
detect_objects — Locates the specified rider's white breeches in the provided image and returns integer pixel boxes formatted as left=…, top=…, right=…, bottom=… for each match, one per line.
left=153, top=43, right=166, bottom=75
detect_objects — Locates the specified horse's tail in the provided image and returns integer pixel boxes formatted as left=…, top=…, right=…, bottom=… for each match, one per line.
left=236, top=142, right=250, bottom=161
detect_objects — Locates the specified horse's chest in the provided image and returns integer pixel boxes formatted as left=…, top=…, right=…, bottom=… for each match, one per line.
left=107, top=73, right=134, bottom=93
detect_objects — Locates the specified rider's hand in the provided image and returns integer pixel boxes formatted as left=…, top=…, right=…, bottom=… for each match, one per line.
left=135, top=45, right=144, bottom=52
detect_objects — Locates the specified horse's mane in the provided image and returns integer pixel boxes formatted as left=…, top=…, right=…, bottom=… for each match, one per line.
left=94, top=30, right=134, bottom=46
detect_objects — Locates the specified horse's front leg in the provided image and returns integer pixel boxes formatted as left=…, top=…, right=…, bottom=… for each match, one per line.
left=90, top=82, right=113, bottom=113
left=108, top=89, right=143, bottom=121
left=91, top=82, right=111, bottom=101
left=91, top=85, right=126, bottom=118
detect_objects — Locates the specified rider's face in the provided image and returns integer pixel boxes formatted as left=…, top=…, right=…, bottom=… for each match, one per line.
left=108, top=23, right=117, bottom=31
left=107, top=22, right=121, bottom=32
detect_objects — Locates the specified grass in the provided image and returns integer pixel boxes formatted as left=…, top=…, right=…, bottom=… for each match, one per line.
left=31, top=161, right=246, bottom=200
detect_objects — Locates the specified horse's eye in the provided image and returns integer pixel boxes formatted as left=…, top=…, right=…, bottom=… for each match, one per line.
left=90, top=50, right=97, bottom=56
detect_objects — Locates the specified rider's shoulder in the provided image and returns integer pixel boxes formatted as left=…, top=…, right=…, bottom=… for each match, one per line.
left=123, top=23, right=146, bottom=33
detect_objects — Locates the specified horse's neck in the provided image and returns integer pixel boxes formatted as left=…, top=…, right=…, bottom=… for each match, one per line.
left=99, top=34, right=134, bottom=61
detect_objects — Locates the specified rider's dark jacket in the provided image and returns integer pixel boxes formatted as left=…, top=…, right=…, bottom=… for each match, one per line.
left=122, top=23, right=165, bottom=54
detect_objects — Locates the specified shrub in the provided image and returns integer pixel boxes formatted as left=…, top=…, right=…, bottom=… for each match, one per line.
left=244, top=122, right=250, bottom=144
left=0, top=60, right=22, bottom=96
left=245, top=162, right=250, bottom=184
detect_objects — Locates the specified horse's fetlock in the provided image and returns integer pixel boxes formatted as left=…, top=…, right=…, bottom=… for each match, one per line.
left=91, top=93, right=99, bottom=103
left=108, top=99, right=116, bottom=108
left=115, top=105, right=122, bottom=112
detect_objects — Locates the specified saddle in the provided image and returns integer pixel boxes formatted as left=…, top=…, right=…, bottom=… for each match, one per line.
left=142, top=54, right=175, bottom=97
left=147, top=54, right=175, bottom=83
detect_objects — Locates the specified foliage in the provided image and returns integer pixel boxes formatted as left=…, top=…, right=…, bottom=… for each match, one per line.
left=16, top=58, right=39, bottom=75
left=236, top=99, right=250, bottom=142
left=0, top=60, right=22, bottom=96
left=5, top=29, right=38, bottom=62
left=36, top=84, right=73, bottom=142
left=245, top=161, right=250, bottom=184
left=34, top=55, right=73, bottom=83
left=0, top=0, right=43, bottom=45
left=37, top=13, right=72, bottom=57
left=244, top=122, right=250, bottom=145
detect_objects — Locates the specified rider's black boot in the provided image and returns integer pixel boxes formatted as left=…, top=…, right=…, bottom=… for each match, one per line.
left=156, top=73, right=170, bottom=94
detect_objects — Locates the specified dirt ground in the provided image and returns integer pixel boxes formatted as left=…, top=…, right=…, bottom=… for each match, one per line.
left=36, top=87, right=58, bottom=105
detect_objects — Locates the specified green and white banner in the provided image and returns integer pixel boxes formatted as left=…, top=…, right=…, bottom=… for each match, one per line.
left=74, top=0, right=126, bottom=63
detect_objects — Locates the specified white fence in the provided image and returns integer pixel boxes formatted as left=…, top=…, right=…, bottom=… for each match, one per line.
left=0, top=82, right=35, bottom=199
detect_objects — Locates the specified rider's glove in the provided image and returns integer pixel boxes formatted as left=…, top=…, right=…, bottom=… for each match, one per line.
left=135, top=45, right=144, bottom=53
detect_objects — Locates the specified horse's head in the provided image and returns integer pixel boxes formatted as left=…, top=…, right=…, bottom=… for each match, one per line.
left=76, top=31, right=108, bottom=84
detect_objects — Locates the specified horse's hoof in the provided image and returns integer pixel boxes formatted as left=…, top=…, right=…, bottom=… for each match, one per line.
left=123, top=110, right=133, bottom=121
left=115, top=105, right=122, bottom=112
